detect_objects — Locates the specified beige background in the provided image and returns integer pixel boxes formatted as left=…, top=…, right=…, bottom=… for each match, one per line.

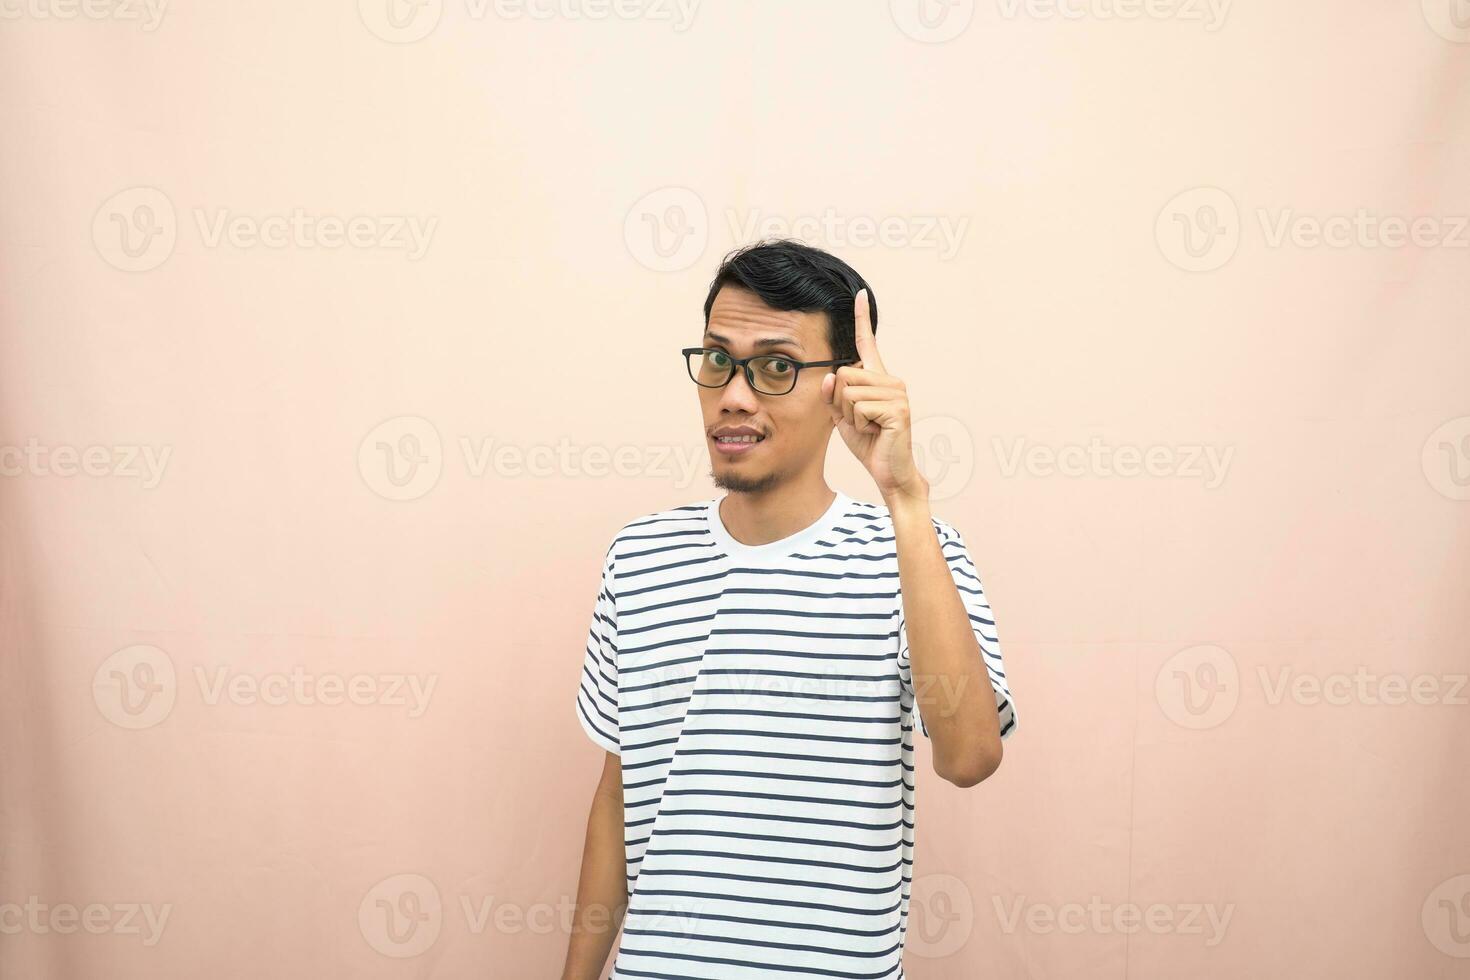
left=3, top=1, right=1469, bottom=977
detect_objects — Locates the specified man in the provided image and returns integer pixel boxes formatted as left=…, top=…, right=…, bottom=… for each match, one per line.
left=563, top=240, right=1018, bottom=979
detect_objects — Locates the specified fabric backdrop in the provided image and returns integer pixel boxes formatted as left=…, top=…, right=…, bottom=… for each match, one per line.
left=2, top=2, right=1467, bottom=977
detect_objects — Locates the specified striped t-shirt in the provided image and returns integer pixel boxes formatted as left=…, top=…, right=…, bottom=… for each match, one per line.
left=574, top=489, right=1018, bottom=979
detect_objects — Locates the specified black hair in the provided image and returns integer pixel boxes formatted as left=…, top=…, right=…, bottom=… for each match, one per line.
left=701, top=239, right=877, bottom=362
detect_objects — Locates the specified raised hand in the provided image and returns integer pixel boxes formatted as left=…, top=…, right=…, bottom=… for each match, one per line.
left=821, top=289, right=928, bottom=504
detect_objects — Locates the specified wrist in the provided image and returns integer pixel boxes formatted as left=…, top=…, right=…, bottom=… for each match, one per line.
left=882, top=480, right=931, bottom=519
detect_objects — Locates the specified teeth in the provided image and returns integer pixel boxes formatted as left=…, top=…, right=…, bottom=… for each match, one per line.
left=716, top=434, right=762, bottom=443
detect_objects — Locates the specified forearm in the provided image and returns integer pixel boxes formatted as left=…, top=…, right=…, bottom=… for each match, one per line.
left=888, top=489, right=1003, bottom=786
left=560, top=779, right=628, bottom=980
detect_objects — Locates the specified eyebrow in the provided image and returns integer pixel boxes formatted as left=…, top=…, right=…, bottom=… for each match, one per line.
left=703, top=331, right=804, bottom=353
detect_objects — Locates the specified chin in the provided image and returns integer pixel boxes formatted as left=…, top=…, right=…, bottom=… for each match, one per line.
left=712, top=469, right=779, bottom=494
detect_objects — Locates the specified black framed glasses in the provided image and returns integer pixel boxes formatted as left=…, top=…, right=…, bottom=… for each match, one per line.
left=682, top=347, right=858, bottom=396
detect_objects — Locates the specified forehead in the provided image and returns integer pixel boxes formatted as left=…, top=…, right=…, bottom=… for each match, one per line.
left=705, top=286, right=829, bottom=355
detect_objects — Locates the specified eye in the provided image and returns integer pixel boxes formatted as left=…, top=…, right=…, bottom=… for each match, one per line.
left=761, top=357, right=794, bottom=374
left=706, top=350, right=732, bottom=368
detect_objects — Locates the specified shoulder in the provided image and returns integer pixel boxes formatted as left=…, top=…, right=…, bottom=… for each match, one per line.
left=842, top=494, right=961, bottom=545
left=599, top=496, right=716, bottom=575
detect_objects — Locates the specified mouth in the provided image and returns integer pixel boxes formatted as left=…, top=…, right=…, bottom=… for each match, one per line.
left=711, top=431, right=766, bottom=457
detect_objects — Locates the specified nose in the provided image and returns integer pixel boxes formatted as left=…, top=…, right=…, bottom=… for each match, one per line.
left=716, top=365, right=761, bottom=413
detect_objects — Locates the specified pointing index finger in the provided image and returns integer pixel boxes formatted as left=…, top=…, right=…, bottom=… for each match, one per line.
left=852, top=288, right=885, bottom=374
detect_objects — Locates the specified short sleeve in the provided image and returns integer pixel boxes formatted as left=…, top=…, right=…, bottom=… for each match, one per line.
left=898, top=522, right=1017, bottom=741
left=574, top=541, right=621, bottom=755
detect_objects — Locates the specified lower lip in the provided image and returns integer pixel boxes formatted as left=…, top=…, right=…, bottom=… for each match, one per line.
left=712, top=436, right=765, bottom=456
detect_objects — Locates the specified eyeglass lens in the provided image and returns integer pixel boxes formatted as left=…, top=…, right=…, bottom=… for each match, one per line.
left=688, top=350, right=798, bottom=395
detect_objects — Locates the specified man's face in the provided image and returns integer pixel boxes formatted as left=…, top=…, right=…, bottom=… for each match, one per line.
left=699, top=286, right=835, bottom=495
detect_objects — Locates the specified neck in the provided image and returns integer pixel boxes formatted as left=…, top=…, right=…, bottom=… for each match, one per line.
left=717, top=482, right=838, bottom=548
